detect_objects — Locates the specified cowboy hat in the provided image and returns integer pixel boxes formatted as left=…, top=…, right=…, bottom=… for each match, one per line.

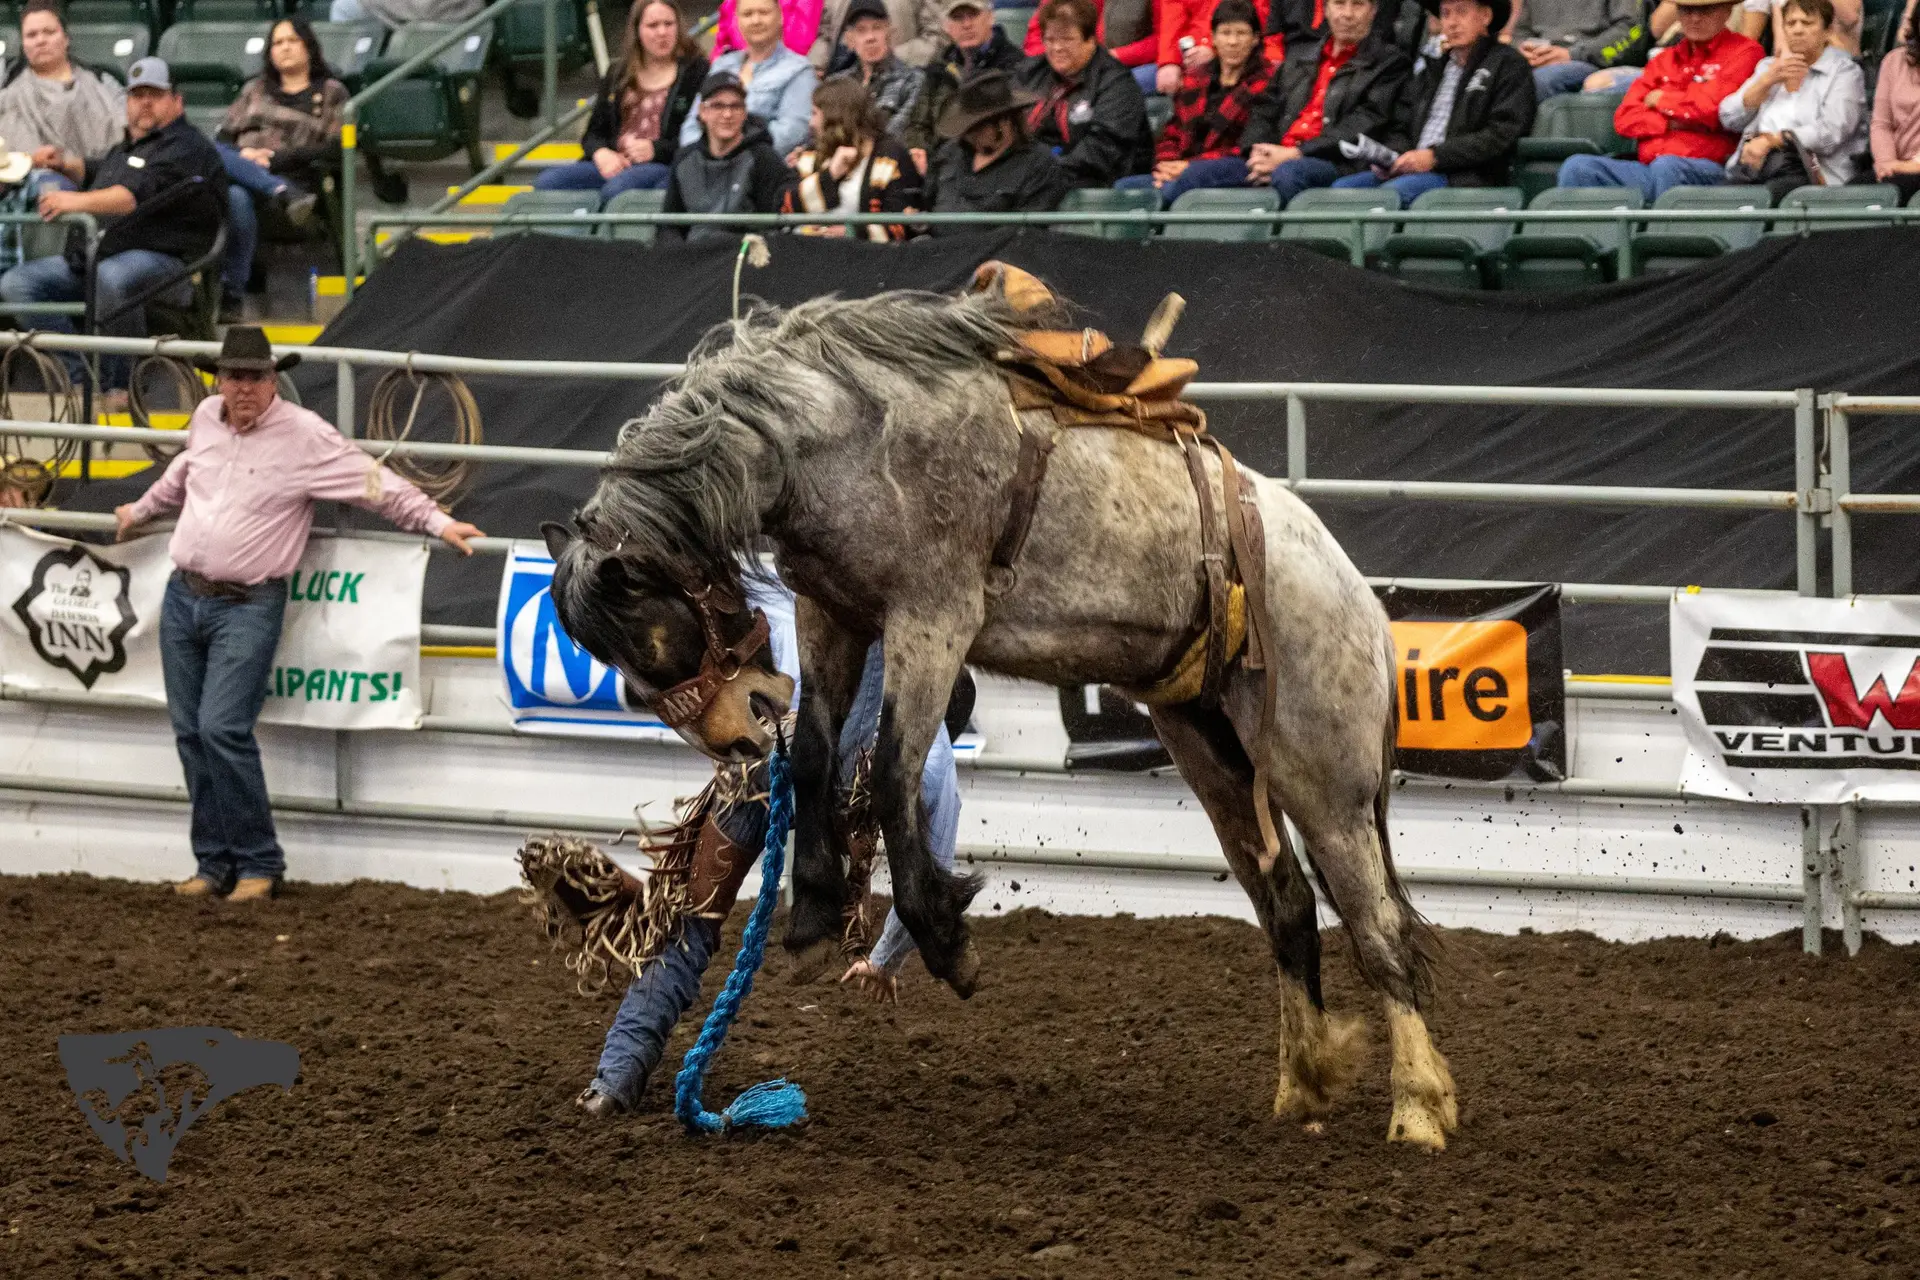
left=192, top=326, right=300, bottom=375
left=1416, top=0, right=1513, bottom=37
left=935, top=70, right=1040, bottom=140
left=0, top=139, right=30, bottom=186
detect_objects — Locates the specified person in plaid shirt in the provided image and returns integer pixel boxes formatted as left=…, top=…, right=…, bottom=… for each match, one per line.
left=1117, top=0, right=1275, bottom=199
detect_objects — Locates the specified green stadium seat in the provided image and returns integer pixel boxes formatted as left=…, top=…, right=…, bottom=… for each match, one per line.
left=169, top=0, right=279, bottom=22
left=1626, top=184, right=1768, bottom=275
left=496, top=186, right=600, bottom=237
left=312, top=20, right=386, bottom=84
left=1515, top=93, right=1629, bottom=202
left=601, top=187, right=665, bottom=243
left=1279, top=187, right=1396, bottom=262
left=1770, top=183, right=1901, bottom=233
left=1144, top=93, right=1173, bottom=139
left=57, top=0, right=155, bottom=29
left=1492, top=186, right=1642, bottom=290
left=1051, top=186, right=1159, bottom=239
left=994, top=6, right=1033, bottom=47
left=67, top=22, right=148, bottom=79
left=1378, top=186, right=1521, bottom=289
left=1164, top=186, right=1277, bottom=240
left=359, top=22, right=495, bottom=178
left=156, top=21, right=266, bottom=106
left=495, top=0, right=592, bottom=117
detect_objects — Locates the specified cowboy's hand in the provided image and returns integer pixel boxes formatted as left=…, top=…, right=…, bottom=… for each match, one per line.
left=1391, top=147, right=1436, bottom=175
left=114, top=503, right=139, bottom=540
left=438, top=520, right=484, bottom=554
left=840, top=958, right=899, bottom=1004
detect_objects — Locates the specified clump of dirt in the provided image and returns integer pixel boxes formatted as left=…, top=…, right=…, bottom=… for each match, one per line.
left=2, top=873, right=1917, bottom=1278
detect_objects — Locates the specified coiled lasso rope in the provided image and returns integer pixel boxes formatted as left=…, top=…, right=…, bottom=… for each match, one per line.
left=673, top=746, right=809, bottom=1135
left=364, top=356, right=482, bottom=506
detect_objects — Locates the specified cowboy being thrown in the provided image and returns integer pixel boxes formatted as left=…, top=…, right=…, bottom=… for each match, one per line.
left=115, top=327, right=485, bottom=902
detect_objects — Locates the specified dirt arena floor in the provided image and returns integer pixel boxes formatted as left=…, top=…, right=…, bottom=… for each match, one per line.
left=4, top=875, right=1919, bottom=1279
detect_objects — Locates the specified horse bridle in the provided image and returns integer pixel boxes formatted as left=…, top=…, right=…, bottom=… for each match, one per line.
left=649, top=581, right=772, bottom=732
left=570, top=515, right=773, bottom=732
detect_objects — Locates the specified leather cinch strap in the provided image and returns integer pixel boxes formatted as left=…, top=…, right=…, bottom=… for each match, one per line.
left=989, top=409, right=1058, bottom=590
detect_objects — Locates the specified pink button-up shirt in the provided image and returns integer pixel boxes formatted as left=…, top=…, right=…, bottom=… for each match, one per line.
left=128, top=395, right=452, bottom=585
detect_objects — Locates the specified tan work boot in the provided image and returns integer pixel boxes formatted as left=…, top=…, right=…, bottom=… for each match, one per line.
left=172, top=875, right=223, bottom=898
left=227, top=877, right=279, bottom=903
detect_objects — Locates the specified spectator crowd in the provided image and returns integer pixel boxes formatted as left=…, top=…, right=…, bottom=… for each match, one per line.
left=0, top=0, right=1916, bottom=349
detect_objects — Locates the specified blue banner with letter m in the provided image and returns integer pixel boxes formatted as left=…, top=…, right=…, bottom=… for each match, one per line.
left=496, top=542, right=678, bottom=740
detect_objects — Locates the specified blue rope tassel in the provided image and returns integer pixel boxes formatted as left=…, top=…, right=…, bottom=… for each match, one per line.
left=673, top=747, right=809, bottom=1135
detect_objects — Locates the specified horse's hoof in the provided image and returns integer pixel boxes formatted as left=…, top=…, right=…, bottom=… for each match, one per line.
left=1386, top=1100, right=1449, bottom=1151
left=943, top=940, right=981, bottom=1000
left=786, top=937, right=837, bottom=985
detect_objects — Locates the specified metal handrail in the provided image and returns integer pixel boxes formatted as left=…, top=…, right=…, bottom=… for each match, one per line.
left=427, top=97, right=593, bottom=215
left=339, top=0, right=535, bottom=301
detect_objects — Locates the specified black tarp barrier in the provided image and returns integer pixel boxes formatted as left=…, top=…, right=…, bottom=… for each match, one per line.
left=56, top=227, right=1920, bottom=673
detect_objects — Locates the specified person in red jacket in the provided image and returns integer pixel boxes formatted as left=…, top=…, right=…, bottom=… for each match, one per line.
left=1151, top=0, right=1281, bottom=93
left=1117, top=0, right=1275, bottom=195
left=1556, top=0, right=1762, bottom=198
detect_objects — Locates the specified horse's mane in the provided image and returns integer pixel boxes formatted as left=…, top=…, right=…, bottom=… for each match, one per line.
left=582, top=286, right=1054, bottom=589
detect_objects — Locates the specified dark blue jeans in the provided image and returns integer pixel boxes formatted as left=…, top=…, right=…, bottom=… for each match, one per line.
left=217, top=142, right=292, bottom=299
left=588, top=641, right=959, bottom=1108
left=159, top=572, right=287, bottom=888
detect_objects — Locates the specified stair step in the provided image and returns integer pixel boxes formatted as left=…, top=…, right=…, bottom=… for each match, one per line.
left=448, top=183, right=533, bottom=206
left=488, top=140, right=584, bottom=165
left=263, top=324, right=324, bottom=345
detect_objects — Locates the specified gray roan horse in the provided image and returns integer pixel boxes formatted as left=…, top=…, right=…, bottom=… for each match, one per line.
left=543, top=275, right=1459, bottom=1148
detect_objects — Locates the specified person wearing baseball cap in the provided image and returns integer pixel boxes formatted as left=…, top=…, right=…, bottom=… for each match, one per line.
left=1557, top=0, right=1763, bottom=199
left=922, top=69, right=1069, bottom=222
left=661, top=71, right=792, bottom=240
left=902, top=0, right=1025, bottom=167
left=0, top=55, right=227, bottom=399
left=1332, top=0, right=1536, bottom=204
left=826, top=0, right=925, bottom=137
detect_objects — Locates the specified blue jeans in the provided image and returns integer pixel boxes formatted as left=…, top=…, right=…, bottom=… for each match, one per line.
left=159, top=572, right=289, bottom=889
left=589, top=641, right=960, bottom=1108
left=1117, top=155, right=1345, bottom=209
left=1532, top=58, right=1598, bottom=99
left=1557, top=152, right=1724, bottom=202
left=532, top=157, right=671, bottom=201
left=0, top=248, right=191, bottom=388
left=218, top=142, right=292, bottom=298
left=1132, top=64, right=1159, bottom=94
left=1331, top=168, right=1450, bottom=206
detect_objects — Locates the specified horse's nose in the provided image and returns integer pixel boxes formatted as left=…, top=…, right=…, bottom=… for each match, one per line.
left=718, top=737, right=761, bottom=762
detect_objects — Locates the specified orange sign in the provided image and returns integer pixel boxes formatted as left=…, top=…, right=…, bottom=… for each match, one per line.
left=1390, top=620, right=1531, bottom=751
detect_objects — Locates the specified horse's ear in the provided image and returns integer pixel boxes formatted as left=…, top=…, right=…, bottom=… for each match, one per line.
left=540, top=521, right=572, bottom=561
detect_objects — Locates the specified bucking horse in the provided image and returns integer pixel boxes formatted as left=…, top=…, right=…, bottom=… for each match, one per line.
left=542, top=264, right=1459, bottom=1149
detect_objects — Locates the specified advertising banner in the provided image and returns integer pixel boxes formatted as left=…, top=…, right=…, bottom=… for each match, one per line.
left=1674, top=591, right=1920, bottom=804
left=0, top=528, right=427, bottom=729
left=1060, top=584, right=1566, bottom=781
left=260, top=536, right=426, bottom=731
left=496, top=540, right=679, bottom=741
left=1379, top=583, right=1566, bottom=783
left=0, top=526, right=171, bottom=703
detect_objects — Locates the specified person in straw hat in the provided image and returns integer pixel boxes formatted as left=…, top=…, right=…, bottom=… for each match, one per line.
left=113, top=327, right=485, bottom=902
left=921, top=69, right=1070, bottom=223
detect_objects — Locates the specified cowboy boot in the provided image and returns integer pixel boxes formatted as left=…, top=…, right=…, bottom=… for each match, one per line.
left=172, top=875, right=225, bottom=898
left=684, top=812, right=757, bottom=929
left=227, top=877, right=281, bottom=903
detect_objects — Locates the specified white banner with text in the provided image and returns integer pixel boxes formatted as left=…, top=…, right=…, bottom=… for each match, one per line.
left=0, top=528, right=426, bottom=730
left=1673, top=591, right=1920, bottom=804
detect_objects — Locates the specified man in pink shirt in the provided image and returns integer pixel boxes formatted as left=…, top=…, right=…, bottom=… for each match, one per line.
left=115, top=327, right=485, bottom=902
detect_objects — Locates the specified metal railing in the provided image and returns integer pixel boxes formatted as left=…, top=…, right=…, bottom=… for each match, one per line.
left=0, top=328, right=1887, bottom=943
left=359, top=205, right=1920, bottom=273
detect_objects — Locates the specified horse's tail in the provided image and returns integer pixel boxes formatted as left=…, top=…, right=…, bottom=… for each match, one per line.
left=1375, top=628, right=1442, bottom=1011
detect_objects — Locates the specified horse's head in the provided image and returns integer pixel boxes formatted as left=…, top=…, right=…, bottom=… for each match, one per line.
left=541, top=520, right=794, bottom=762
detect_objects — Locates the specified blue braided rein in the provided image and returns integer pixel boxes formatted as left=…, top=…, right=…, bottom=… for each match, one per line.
left=673, top=747, right=809, bottom=1135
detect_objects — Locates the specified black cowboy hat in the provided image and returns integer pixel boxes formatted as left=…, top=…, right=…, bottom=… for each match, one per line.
left=1417, top=0, right=1513, bottom=39
left=193, top=325, right=299, bottom=375
left=936, top=70, right=1041, bottom=140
